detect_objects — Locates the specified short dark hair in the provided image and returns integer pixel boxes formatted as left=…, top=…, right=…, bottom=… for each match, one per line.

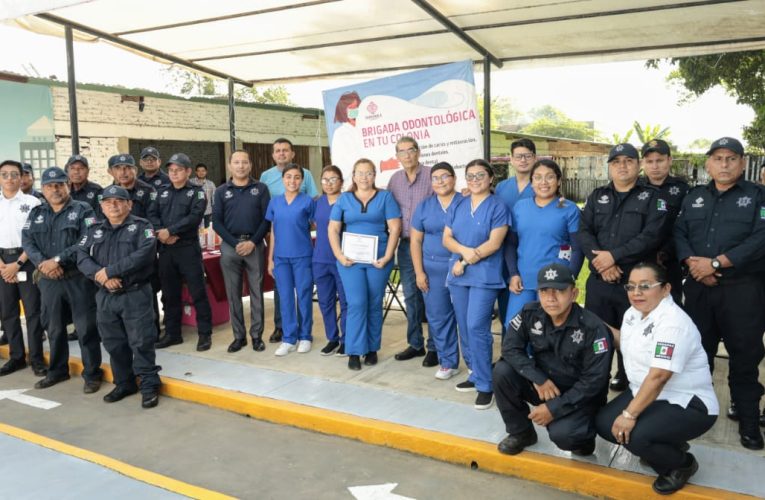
left=195, top=163, right=208, bottom=170
left=530, top=159, right=563, bottom=201
left=511, top=138, right=536, bottom=155
left=281, top=163, right=303, bottom=178
left=0, top=160, right=23, bottom=174
left=630, top=261, right=669, bottom=284
left=321, top=165, right=344, bottom=182
left=431, top=161, right=455, bottom=177
left=273, top=138, right=294, bottom=150
left=465, top=158, right=494, bottom=178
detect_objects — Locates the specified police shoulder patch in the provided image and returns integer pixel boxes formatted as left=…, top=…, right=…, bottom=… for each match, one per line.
left=198, top=191, right=205, bottom=200
left=144, top=228, right=155, bottom=239
left=84, top=217, right=96, bottom=227
left=510, top=314, right=522, bottom=331
left=149, top=192, right=157, bottom=201
left=592, top=338, right=609, bottom=355
left=654, top=341, right=675, bottom=360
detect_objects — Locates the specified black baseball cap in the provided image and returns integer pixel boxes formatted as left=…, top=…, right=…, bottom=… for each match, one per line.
left=21, top=162, right=33, bottom=174
left=41, top=166, right=68, bottom=185
left=166, top=153, right=191, bottom=169
left=641, top=139, right=671, bottom=158
left=101, top=185, right=130, bottom=200
left=706, top=137, right=744, bottom=157
left=608, top=143, right=639, bottom=163
left=141, top=146, right=160, bottom=159
left=66, top=154, right=89, bottom=168
left=108, top=154, right=136, bottom=169
left=537, top=263, right=576, bottom=290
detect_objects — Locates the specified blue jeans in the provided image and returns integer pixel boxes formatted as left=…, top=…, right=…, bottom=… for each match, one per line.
left=397, top=239, right=433, bottom=351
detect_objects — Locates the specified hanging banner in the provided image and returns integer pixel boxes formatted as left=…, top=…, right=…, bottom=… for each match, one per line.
left=322, top=60, right=483, bottom=188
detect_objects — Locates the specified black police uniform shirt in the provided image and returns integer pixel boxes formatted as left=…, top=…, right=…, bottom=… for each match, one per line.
left=22, top=199, right=96, bottom=271
left=76, top=214, right=157, bottom=290
left=577, top=183, right=669, bottom=277
left=105, top=179, right=156, bottom=219
left=147, top=182, right=206, bottom=246
left=70, top=181, right=103, bottom=212
left=212, top=179, right=271, bottom=248
left=504, top=302, right=612, bottom=419
left=139, top=170, right=171, bottom=190
left=639, top=175, right=690, bottom=262
left=675, top=178, right=765, bottom=277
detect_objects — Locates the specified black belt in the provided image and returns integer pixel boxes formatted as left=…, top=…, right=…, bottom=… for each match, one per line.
left=235, top=234, right=252, bottom=241
left=0, top=247, right=23, bottom=255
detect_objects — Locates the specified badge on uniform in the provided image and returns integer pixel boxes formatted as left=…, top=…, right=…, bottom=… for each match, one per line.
left=530, top=320, right=543, bottom=335
left=85, top=217, right=96, bottom=227
left=20, top=203, right=30, bottom=213
left=642, top=323, right=654, bottom=337
left=692, top=197, right=704, bottom=208
left=558, top=245, right=571, bottom=261
left=225, top=191, right=233, bottom=199
left=760, top=207, right=765, bottom=220
left=87, top=192, right=95, bottom=199
left=571, top=329, right=584, bottom=344
left=161, top=191, right=169, bottom=198
left=34, top=215, right=44, bottom=224
left=668, top=186, right=680, bottom=196
left=186, top=190, right=193, bottom=198
left=150, top=192, right=157, bottom=201
left=198, top=191, right=205, bottom=200
left=736, top=196, right=752, bottom=208
left=592, top=338, right=608, bottom=355
left=656, top=199, right=667, bottom=212
left=137, top=190, right=144, bottom=197
left=144, top=229, right=155, bottom=238
left=655, top=342, right=674, bottom=360
left=67, top=211, right=78, bottom=221
left=127, top=224, right=137, bottom=232
left=597, top=195, right=609, bottom=204
left=638, top=191, right=650, bottom=201
left=510, top=314, right=522, bottom=331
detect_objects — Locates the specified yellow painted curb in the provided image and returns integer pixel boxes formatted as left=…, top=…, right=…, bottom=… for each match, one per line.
left=0, top=346, right=755, bottom=499
left=0, top=422, right=233, bottom=500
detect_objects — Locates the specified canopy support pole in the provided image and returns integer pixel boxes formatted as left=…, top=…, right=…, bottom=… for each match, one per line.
left=483, top=55, right=491, bottom=161
left=228, top=79, right=237, bottom=150
left=65, top=25, right=79, bottom=154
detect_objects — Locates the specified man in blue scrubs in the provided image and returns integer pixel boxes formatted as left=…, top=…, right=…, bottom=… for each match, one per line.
left=259, top=138, right=318, bottom=344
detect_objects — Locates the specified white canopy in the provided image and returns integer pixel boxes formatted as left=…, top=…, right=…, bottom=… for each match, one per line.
left=4, top=0, right=765, bottom=84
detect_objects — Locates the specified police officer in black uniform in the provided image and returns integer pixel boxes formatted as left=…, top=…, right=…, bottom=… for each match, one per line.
left=138, top=146, right=171, bottom=190
left=577, top=143, right=669, bottom=392
left=20, top=163, right=45, bottom=201
left=149, top=153, right=212, bottom=351
left=67, top=154, right=102, bottom=212
left=493, top=263, right=612, bottom=456
left=639, top=139, right=689, bottom=303
left=77, top=185, right=161, bottom=408
left=22, top=167, right=103, bottom=392
left=674, top=136, right=765, bottom=450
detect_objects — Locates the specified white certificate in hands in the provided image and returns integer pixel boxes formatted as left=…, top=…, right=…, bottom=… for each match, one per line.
left=341, top=232, right=378, bottom=264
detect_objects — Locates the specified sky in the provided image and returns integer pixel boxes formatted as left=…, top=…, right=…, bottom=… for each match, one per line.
left=0, top=23, right=754, bottom=151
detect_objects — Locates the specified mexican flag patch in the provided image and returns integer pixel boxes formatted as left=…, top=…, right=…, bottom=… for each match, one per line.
left=592, top=338, right=608, bottom=355
left=198, top=191, right=205, bottom=200
left=654, top=342, right=675, bottom=360
left=84, top=217, right=96, bottom=227
left=144, top=229, right=155, bottom=238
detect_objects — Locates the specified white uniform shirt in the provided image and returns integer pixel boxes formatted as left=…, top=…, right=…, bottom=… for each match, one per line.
left=621, top=296, right=719, bottom=415
left=0, top=190, right=40, bottom=248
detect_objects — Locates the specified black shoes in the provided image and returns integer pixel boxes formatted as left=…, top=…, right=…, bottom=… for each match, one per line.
left=321, top=341, right=340, bottom=356
left=196, top=334, right=212, bottom=352
left=348, top=355, right=361, bottom=371
left=103, top=386, right=138, bottom=403
left=497, top=427, right=538, bottom=455
left=269, top=328, right=283, bottom=343
left=394, top=346, right=426, bottom=361
left=740, top=427, right=764, bottom=450
left=652, top=453, right=698, bottom=495
left=474, top=391, right=494, bottom=410
left=252, top=338, right=266, bottom=352
left=455, top=380, right=476, bottom=392
left=0, top=334, right=7, bottom=345
left=227, top=338, right=247, bottom=353
left=422, top=351, right=438, bottom=367
left=155, top=335, right=183, bottom=349
left=142, top=391, right=159, bottom=409
left=571, top=439, right=596, bottom=456
left=34, top=374, right=71, bottom=389
left=0, top=358, right=26, bottom=376
left=32, top=364, right=48, bottom=377
left=83, top=380, right=102, bottom=394
left=336, top=343, right=346, bottom=357
left=363, top=352, right=378, bottom=366
left=609, top=372, right=628, bottom=392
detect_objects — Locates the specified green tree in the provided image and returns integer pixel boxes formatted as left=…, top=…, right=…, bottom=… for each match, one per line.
left=477, top=94, right=520, bottom=130
left=610, top=129, right=634, bottom=144
left=632, top=121, right=670, bottom=143
left=520, top=105, right=599, bottom=141
left=163, top=66, right=294, bottom=105
left=647, top=51, right=765, bottom=151
left=687, top=138, right=712, bottom=153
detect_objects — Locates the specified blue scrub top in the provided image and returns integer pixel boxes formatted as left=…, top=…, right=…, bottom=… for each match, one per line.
left=330, top=190, right=401, bottom=260
left=511, top=197, right=580, bottom=289
left=313, top=194, right=338, bottom=264
left=445, top=194, right=509, bottom=289
left=265, top=193, right=316, bottom=259
left=411, top=193, right=463, bottom=262
left=261, top=166, right=319, bottom=197
left=495, top=177, right=533, bottom=210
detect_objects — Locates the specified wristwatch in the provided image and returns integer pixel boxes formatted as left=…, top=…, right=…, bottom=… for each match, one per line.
left=621, top=410, right=637, bottom=420
left=53, top=256, right=61, bottom=263
left=15, top=259, right=23, bottom=267
left=711, top=258, right=721, bottom=270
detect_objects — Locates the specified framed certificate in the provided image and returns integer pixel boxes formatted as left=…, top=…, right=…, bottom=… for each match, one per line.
left=341, top=232, right=378, bottom=264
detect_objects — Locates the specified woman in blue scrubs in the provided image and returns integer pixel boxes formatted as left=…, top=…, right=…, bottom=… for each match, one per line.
left=443, top=159, right=509, bottom=410
left=313, top=165, right=348, bottom=356
left=328, top=159, right=402, bottom=371
left=411, top=162, right=462, bottom=380
left=266, top=164, right=316, bottom=356
left=505, top=159, right=583, bottom=325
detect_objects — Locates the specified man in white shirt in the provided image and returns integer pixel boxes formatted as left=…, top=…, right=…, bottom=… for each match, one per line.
left=0, top=160, right=45, bottom=376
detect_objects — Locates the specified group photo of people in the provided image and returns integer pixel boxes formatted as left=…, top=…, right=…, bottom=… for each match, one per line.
left=1, top=132, right=764, bottom=496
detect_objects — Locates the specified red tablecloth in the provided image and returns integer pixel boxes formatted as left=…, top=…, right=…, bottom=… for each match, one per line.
left=203, top=248, right=274, bottom=301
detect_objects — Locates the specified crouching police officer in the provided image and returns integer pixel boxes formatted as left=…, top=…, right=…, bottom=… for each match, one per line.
left=22, top=167, right=103, bottom=392
left=148, top=153, right=212, bottom=351
left=77, top=184, right=162, bottom=408
left=493, top=263, right=612, bottom=456
left=675, top=137, right=765, bottom=450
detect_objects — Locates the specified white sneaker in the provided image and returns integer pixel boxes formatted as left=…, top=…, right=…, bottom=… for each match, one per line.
left=435, top=367, right=460, bottom=380
left=274, top=342, right=296, bottom=357
left=297, top=340, right=312, bottom=353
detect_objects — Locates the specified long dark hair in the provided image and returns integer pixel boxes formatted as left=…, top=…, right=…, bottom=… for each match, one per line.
left=321, top=165, right=344, bottom=194
left=530, top=159, right=564, bottom=206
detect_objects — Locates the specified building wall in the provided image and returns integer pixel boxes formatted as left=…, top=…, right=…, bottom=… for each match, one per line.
left=55, top=136, right=120, bottom=187
left=128, top=140, right=225, bottom=185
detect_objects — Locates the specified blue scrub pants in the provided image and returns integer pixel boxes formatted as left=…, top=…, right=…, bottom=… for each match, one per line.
left=313, top=261, right=347, bottom=343
left=448, top=284, right=499, bottom=393
left=423, top=258, right=459, bottom=369
left=397, top=240, right=434, bottom=351
left=273, top=256, right=314, bottom=344
left=337, top=261, right=393, bottom=356
left=505, top=289, right=538, bottom=326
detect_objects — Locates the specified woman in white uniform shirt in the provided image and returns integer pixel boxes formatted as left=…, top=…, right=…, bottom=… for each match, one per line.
left=596, top=262, right=718, bottom=496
